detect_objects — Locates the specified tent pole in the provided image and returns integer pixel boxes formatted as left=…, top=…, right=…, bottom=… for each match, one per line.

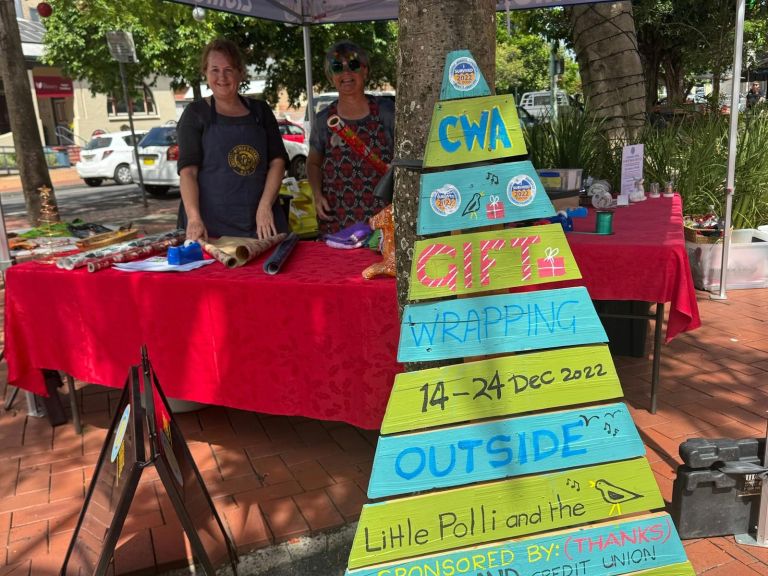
left=303, top=25, right=316, bottom=134
left=713, top=0, right=745, bottom=301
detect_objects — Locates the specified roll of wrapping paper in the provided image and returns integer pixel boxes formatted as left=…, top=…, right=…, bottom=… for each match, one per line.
left=56, top=229, right=185, bottom=270
left=326, top=115, right=389, bottom=175
left=86, top=237, right=183, bottom=272
left=263, top=232, right=299, bottom=275
left=202, top=234, right=285, bottom=268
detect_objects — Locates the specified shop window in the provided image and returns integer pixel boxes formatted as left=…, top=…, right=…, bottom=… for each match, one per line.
left=107, top=84, right=157, bottom=117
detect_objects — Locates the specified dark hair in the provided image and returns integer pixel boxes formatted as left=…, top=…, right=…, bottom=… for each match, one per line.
left=201, top=38, right=246, bottom=78
left=324, top=40, right=369, bottom=80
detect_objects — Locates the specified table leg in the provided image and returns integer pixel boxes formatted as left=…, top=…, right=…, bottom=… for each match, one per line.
left=650, top=303, right=665, bottom=414
left=65, top=374, right=82, bottom=435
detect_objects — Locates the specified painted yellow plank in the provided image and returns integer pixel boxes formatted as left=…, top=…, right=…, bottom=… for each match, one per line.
left=381, top=344, right=621, bottom=434
left=629, top=562, right=696, bottom=576
left=348, top=458, right=663, bottom=569
left=423, top=95, right=527, bottom=168
left=346, top=513, right=689, bottom=576
left=408, top=224, right=581, bottom=301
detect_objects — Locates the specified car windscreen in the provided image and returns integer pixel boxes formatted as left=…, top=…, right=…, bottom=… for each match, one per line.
left=83, top=137, right=112, bottom=150
left=123, top=134, right=145, bottom=146
left=140, top=128, right=177, bottom=147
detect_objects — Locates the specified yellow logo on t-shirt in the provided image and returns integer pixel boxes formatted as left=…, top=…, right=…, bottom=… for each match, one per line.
left=228, top=144, right=260, bottom=176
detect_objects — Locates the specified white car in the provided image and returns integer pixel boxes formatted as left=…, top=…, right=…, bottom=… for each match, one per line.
left=130, top=125, right=180, bottom=196
left=76, top=130, right=146, bottom=187
left=130, top=125, right=307, bottom=195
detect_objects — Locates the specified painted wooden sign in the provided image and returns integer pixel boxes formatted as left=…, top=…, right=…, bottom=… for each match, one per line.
left=382, top=344, right=621, bottom=434
left=408, top=224, right=580, bottom=300
left=345, top=513, right=690, bottom=576
left=423, top=94, right=527, bottom=168
left=439, top=50, right=491, bottom=100
left=369, top=402, right=643, bottom=499
left=398, top=286, right=607, bottom=363
left=348, top=457, right=663, bottom=569
left=417, top=161, right=555, bottom=235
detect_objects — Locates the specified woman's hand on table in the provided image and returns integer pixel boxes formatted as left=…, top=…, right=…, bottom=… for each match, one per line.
left=186, top=218, right=208, bottom=242
left=256, top=204, right=277, bottom=239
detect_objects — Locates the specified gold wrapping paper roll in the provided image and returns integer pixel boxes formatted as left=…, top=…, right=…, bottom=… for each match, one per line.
left=203, top=234, right=287, bottom=268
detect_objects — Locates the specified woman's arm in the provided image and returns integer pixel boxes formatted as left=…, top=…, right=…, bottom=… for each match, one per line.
left=179, top=165, right=206, bottom=241
left=256, top=156, right=287, bottom=239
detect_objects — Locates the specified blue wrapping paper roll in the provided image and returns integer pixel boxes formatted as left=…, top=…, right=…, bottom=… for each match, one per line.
left=263, top=232, right=299, bottom=275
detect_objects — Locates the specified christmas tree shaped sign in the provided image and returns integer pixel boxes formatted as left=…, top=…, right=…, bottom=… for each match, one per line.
left=344, top=52, right=693, bottom=576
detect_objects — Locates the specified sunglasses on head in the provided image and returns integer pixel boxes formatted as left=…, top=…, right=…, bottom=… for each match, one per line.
left=330, top=58, right=362, bottom=74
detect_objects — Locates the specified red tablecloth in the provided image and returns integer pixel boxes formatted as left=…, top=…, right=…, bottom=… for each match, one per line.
left=4, top=196, right=699, bottom=429
left=565, top=194, right=701, bottom=342
left=4, top=244, right=402, bottom=429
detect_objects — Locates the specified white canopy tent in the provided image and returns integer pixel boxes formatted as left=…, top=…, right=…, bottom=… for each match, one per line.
left=167, top=0, right=746, bottom=298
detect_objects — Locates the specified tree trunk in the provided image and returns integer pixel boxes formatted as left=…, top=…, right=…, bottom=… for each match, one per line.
left=569, top=2, right=646, bottom=139
left=662, top=52, right=686, bottom=105
left=394, top=0, right=496, bottom=314
left=0, top=0, right=57, bottom=226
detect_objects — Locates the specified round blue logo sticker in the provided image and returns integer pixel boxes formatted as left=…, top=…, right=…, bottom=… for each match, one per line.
left=506, top=175, right=537, bottom=207
left=430, top=184, right=461, bottom=217
left=448, top=57, right=480, bottom=92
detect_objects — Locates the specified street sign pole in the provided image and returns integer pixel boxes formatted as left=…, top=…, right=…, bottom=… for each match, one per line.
left=106, top=31, right=147, bottom=208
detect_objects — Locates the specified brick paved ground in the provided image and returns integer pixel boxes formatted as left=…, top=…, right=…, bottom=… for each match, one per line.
left=0, top=173, right=767, bottom=574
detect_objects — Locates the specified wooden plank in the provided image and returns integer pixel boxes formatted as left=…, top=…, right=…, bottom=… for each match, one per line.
left=398, top=286, right=607, bottom=363
left=439, top=50, right=492, bottom=100
left=408, top=224, right=581, bottom=300
left=348, top=457, right=663, bottom=569
left=382, top=344, right=622, bottom=434
left=423, top=95, right=527, bottom=168
left=369, top=402, right=644, bottom=499
left=346, top=513, right=688, bottom=576
left=417, top=161, right=555, bottom=235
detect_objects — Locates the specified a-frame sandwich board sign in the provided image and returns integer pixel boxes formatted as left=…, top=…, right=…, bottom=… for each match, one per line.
left=60, top=367, right=146, bottom=575
left=60, top=349, right=239, bottom=575
left=141, top=348, right=239, bottom=574
left=344, top=50, right=694, bottom=576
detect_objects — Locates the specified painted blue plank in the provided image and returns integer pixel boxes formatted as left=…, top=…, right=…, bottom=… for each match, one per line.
left=398, top=286, right=607, bottom=363
left=345, top=513, right=688, bottom=576
left=418, top=161, right=555, bottom=235
left=369, top=402, right=643, bottom=499
left=439, top=50, right=492, bottom=100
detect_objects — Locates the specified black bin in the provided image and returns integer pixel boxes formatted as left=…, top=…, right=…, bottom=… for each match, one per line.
left=671, top=438, right=766, bottom=539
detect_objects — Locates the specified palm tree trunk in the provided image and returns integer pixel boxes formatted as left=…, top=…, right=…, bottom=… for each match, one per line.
left=569, top=1, right=646, bottom=140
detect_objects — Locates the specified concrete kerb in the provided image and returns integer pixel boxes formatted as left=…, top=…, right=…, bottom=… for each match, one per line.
left=161, top=523, right=357, bottom=576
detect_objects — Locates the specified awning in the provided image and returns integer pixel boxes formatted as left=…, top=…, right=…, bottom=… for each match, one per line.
left=33, top=76, right=74, bottom=98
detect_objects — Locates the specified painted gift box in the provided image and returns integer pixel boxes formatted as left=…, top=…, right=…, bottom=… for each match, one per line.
left=537, top=247, right=566, bottom=277
left=486, top=195, right=505, bottom=219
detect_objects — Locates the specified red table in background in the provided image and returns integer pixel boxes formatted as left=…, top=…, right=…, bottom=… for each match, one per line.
left=4, top=195, right=700, bottom=428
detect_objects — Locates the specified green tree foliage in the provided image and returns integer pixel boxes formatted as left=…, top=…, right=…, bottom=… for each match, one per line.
left=40, top=1, right=397, bottom=106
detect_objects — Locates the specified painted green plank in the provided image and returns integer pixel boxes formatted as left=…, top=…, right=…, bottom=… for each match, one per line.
left=346, top=513, right=688, bottom=576
left=417, top=161, right=555, bottom=235
left=439, top=50, right=492, bottom=100
left=382, top=345, right=621, bottom=434
left=348, top=457, right=663, bottom=569
left=629, top=562, right=696, bottom=576
left=398, top=286, right=607, bottom=363
left=369, top=402, right=644, bottom=499
left=408, top=224, right=581, bottom=301
left=423, top=95, right=527, bottom=168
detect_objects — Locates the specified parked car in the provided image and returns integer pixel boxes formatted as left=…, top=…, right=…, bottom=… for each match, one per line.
left=75, top=130, right=146, bottom=187
left=519, top=90, right=571, bottom=120
left=130, top=124, right=308, bottom=194
left=278, top=119, right=306, bottom=144
left=129, top=125, right=180, bottom=196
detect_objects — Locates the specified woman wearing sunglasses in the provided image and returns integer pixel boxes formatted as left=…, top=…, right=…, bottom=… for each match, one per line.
left=307, top=40, right=395, bottom=235
left=177, top=38, right=290, bottom=241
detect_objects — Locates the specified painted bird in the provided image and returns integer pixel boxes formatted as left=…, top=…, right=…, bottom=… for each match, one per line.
left=590, top=479, right=643, bottom=516
left=462, top=192, right=482, bottom=218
